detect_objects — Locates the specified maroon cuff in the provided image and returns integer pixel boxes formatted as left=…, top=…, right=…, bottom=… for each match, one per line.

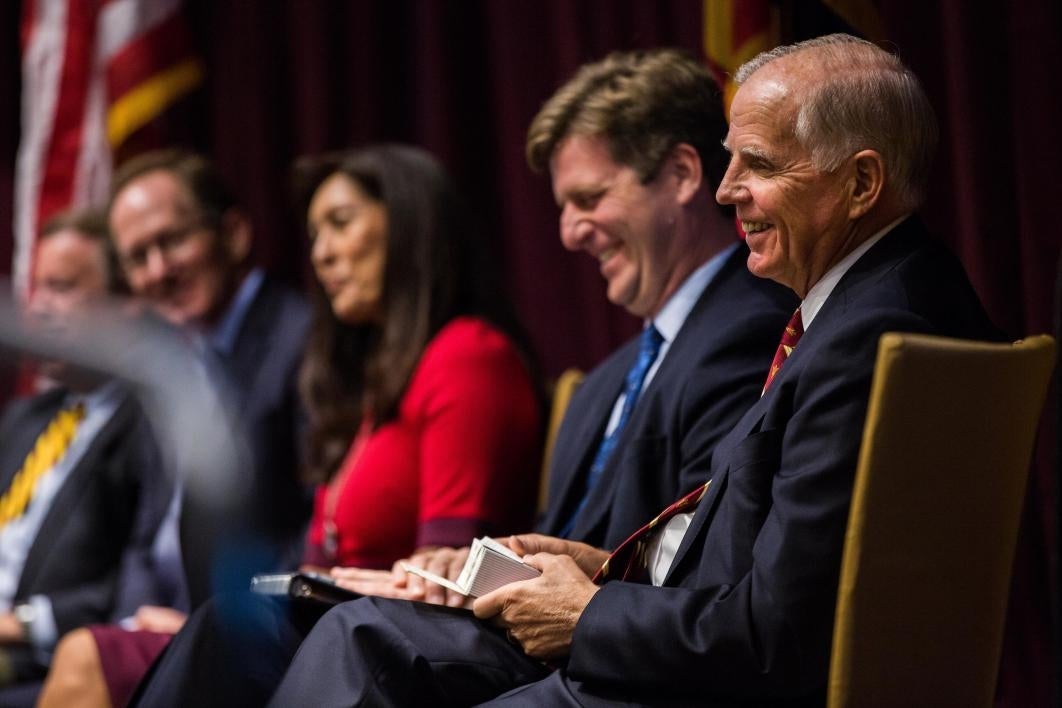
left=301, top=541, right=330, bottom=568
left=417, top=517, right=495, bottom=548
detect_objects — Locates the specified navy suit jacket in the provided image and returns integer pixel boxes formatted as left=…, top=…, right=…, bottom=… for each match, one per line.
left=0, top=385, right=157, bottom=678
left=223, top=275, right=313, bottom=542
left=567, top=218, right=1001, bottom=705
left=178, top=276, right=313, bottom=608
left=538, top=244, right=798, bottom=550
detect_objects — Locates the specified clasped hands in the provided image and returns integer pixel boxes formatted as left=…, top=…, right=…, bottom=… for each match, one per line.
left=328, top=534, right=608, bottom=660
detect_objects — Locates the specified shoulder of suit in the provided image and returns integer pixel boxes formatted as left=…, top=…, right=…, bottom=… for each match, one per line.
left=708, top=248, right=798, bottom=311
left=0, top=389, right=65, bottom=437
left=240, top=277, right=313, bottom=346
left=256, top=276, right=311, bottom=320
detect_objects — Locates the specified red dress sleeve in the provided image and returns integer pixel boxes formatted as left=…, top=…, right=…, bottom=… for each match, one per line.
left=404, top=317, right=541, bottom=548
left=302, top=317, right=541, bottom=568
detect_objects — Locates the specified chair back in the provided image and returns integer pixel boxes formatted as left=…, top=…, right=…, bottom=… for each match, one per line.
left=828, top=333, right=1056, bottom=708
left=538, top=368, right=585, bottom=516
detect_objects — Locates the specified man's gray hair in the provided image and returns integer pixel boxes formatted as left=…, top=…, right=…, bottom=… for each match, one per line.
left=735, top=33, right=938, bottom=210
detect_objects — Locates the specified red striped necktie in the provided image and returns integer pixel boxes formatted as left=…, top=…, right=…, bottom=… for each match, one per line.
left=592, top=480, right=712, bottom=584
left=762, top=307, right=803, bottom=395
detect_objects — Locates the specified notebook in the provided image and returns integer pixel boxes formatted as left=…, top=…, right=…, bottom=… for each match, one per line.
left=400, top=537, right=541, bottom=598
left=249, top=571, right=361, bottom=606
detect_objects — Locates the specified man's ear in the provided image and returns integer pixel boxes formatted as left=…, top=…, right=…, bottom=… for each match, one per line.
left=847, top=150, right=886, bottom=219
left=667, top=143, right=704, bottom=206
left=219, top=209, right=252, bottom=264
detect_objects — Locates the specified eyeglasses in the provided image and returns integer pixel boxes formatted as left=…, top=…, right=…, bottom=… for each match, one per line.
left=118, top=222, right=206, bottom=274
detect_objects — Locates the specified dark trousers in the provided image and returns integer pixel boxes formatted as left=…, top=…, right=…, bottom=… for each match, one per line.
left=130, top=592, right=326, bottom=708
left=266, top=596, right=816, bottom=707
left=0, top=680, right=42, bottom=708
left=265, top=596, right=667, bottom=707
left=267, top=596, right=552, bottom=706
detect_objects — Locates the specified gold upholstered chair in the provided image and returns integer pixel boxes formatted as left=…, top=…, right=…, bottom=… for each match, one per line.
left=828, top=333, right=1056, bottom=708
left=537, top=368, right=585, bottom=516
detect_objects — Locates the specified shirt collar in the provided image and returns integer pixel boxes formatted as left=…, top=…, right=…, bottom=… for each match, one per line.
left=650, top=242, right=739, bottom=343
left=66, top=379, right=123, bottom=413
left=801, top=215, right=907, bottom=329
left=208, top=268, right=264, bottom=355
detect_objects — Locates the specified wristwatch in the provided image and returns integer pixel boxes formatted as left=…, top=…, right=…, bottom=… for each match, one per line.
left=12, top=603, right=35, bottom=643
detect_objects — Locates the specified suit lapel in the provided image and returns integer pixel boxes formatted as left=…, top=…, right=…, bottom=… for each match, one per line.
left=218, top=278, right=276, bottom=400
left=661, top=226, right=924, bottom=583
left=750, top=220, right=923, bottom=395
left=539, top=351, right=630, bottom=535
left=16, top=392, right=133, bottom=596
left=661, top=395, right=770, bottom=585
left=627, top=244, right=747, bottom=428
left=565, top=360, right=642, bottom=539
left=578, top=248, right=749, bottom=536
left=558, top=247, right=751, bottom=540
left=237, top=280, right=280, bottom=367
left=227, top=278, right=310, bottom=419
left=662, top=469, right=727, bottom=586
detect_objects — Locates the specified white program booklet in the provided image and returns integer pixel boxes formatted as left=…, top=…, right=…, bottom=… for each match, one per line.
left=400, top=537, right=541, bottom=597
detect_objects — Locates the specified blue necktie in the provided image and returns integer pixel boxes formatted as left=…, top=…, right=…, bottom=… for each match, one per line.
left=559, top=324, right=664, bottom=538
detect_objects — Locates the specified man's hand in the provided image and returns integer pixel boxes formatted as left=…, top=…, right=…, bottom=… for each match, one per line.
left=327, top=546, right=473, bottom=607
left=473, top=553, right=600, bottom=661
left=0, top=613, right=24, bottom=644
left=391, top=546, right=471, bottom=607
left=129, top=606, right=187, bottom=634
left=507, top=534, right=609, bottom=578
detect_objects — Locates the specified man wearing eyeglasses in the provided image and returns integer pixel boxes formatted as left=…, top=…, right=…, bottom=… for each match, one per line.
left=110, top=151, right=253, bottom=330
left=107, top=150, right=312, bottom=608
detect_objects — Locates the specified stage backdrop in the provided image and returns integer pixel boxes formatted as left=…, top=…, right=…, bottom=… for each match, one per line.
left=0, top=1, right=1058, bottom=706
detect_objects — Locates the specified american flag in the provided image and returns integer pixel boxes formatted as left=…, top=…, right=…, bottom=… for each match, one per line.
left=14, top=0, right=202, bottom=296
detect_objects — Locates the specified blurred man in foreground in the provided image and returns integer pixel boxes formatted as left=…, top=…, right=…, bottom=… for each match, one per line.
left=0, top=210, right=157, bottom=700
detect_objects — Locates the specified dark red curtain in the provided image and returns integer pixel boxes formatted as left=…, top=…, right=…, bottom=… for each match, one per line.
left=179, top=0, right=707, bottom=374
left=875, top=4, right=1061, bottom=707
left=0, top=2, right=19, bottom=280
left=0, top=1, right=1058, bottom=705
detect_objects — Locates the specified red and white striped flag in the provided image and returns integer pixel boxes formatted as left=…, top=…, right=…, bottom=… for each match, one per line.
left=702, top=0, right=778, bottom=116
left=14, top=0, right=202, bottom=296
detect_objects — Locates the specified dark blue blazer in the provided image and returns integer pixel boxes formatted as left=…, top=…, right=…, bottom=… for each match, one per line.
left=177, top=276, right=313, bottom=608
left=224, top=275, right=313, bottom=543
left=538, top=244, right=798, bottom=550
left=568, top=218, right=1001, bottom=706
left=0, top=385, right=157, bottom=679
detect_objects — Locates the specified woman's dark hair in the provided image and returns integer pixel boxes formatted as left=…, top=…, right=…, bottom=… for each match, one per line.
left=294, top=144, right=539, bottom=483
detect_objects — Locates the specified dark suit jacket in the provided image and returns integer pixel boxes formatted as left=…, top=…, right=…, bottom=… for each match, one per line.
left=538, top=244, right=798, bottom=550
left=568, top=218, right=1001, bottom=706
left=0, top=385, right=157, bottom=678
left=178, top=275, right=312, bottom=608
left=221, top=274, right=312, bottom=542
